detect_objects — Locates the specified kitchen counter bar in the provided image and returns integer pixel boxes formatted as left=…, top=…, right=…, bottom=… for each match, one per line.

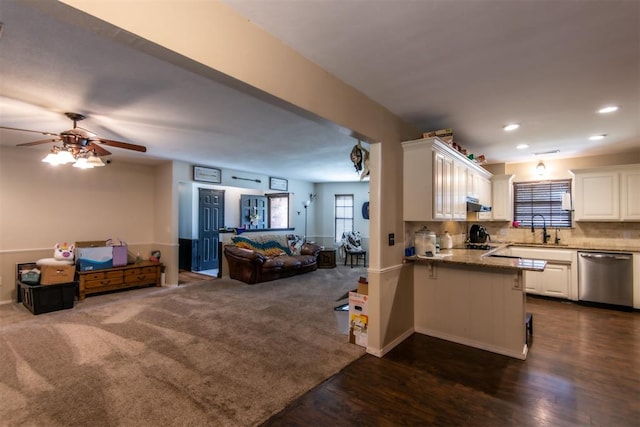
left=405, top=248, right=547, bottom=271
left=409, top=247, right=532, bottom=360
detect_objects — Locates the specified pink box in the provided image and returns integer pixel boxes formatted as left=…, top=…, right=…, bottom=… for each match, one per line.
left=112, top=245, right=128, bottom=267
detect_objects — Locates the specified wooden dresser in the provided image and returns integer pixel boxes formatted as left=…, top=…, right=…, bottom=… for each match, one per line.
left=77, top=261, right=162, bottom=300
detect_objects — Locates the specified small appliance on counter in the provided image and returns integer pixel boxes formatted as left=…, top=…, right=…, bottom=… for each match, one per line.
left=469, top=224, right=490, bottom=244
left=441, top=231, right=453, bottom=249
left=414, top=226, right=437, bottom=256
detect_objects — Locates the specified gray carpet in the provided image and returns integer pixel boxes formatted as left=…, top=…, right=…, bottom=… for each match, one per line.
left=0, top=266, right=367, bottom=426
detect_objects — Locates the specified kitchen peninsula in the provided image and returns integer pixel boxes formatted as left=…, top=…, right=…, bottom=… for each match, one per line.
left=406, top=247, right=545, bottom=360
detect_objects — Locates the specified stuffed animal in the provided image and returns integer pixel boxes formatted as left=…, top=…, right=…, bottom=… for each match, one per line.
left=54, top=242, right=75, bottom=262
left=36, top=242, right=75, bottom=266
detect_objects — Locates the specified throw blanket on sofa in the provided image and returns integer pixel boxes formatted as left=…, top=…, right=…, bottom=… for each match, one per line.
left=231, top=234, right=305, bottom=257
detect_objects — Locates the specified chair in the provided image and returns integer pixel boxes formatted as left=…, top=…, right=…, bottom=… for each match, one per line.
left=341, top=231, right=367, bottom=268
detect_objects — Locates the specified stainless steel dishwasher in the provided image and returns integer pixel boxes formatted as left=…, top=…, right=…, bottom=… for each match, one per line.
left=578, top=251, right=633, bottom=307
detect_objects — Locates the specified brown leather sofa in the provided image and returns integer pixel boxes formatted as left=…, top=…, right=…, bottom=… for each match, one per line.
left=224, top=239, right=321, bottom=284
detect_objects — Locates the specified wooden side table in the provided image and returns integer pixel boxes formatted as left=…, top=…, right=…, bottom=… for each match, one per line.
left=318, top=249, right=337, bottom=269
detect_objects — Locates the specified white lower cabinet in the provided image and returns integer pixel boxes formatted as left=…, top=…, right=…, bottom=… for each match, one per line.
left=524, top=263, right=570, bottom=298
left=506, top=247, right=573, bottom=299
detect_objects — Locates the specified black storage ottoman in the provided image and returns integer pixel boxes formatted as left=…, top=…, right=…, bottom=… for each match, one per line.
left=18, top=281, right=76, bottom=315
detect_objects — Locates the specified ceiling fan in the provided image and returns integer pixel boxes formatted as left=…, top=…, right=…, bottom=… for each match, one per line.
left=0, top=112, right=147, bottom=160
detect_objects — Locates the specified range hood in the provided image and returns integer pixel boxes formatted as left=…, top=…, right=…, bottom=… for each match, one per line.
left=466, top=196, right=492, bottom=213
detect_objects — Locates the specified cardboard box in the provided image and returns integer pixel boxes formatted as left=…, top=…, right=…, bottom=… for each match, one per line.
left=77, top=246, right=113, bottom=271
left=357, top=276, right=368, bottom=295
left=349, top=291, right=368, bottom=347
left=40, top=264, right=76, bottom=285
left=423, top=128, right=454, bottom=144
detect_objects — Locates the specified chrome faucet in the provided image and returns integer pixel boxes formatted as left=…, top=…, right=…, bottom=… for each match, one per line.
left=531, top=214, right=551, bottom=244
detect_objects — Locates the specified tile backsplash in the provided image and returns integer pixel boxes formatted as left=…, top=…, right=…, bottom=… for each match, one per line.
left=405, top=221, right=640, bottom=251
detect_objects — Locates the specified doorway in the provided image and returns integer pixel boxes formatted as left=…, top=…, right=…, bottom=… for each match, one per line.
left=198, top=188, right=225, bottom=272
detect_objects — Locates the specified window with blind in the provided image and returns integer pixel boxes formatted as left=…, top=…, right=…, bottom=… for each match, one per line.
left=513, top=180, right=572, bottom=228
left=335, top=194, right=354, bottom=243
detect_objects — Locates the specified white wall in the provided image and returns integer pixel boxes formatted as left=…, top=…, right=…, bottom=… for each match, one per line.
left=313, top=181, right=371, bottom=250
left=0, top=147, right=161, bottom=302
left=173, top=160, right=316, bottom=239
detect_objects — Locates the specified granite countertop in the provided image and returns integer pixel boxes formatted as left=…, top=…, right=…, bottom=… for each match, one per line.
left=405, top=248, right=546, bottom=272
left=506, top=242, right=639, bottom=253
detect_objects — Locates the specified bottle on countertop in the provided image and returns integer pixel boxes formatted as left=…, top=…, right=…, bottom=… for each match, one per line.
left=442, top=230, right=453, bottom=249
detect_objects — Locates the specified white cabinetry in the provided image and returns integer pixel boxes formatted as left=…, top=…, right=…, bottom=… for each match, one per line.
left=433, top=149, right=453, bottom=220
left=491, top=174, right=514, bottom=221
left=403, top=137, right=492, bottom=221
left=524, top=263, right=570, bottom=298
left=571, top=164, right=640, bottom=221
left=453, top=161, right=467, bottom=220
left=504, top=247, right=574, bottom=299
left=621, top=168, right=640, bottom=220
left=467, top=171, right=492, bottom=221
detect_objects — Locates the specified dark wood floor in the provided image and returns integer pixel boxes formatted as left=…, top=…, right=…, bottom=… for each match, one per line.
left=262, top=297, right=640, bottom=426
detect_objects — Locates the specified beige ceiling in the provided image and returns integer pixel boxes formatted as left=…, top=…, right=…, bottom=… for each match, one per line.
left=1, top=0, right=638, bottom=182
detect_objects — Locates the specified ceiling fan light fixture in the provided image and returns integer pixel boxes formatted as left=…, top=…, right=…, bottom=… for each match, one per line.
left=72, top=157, right=93, bottom=169
left=42, top=151, right=60, bottom=165
left=86, top=153, right=106, bottom=167
left=56, top=149, right=75, bottom=164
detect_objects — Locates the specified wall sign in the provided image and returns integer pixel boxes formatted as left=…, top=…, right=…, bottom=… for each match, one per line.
left=269, top=177, right=288, bottom=191
left=193, top=166, right=221, bottom=183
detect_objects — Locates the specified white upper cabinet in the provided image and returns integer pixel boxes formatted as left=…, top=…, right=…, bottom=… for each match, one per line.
left=453, top=161, right=468, bottom=220
left=403, top=137, right=492, bottom=221
left=433, top=148, right=453, bottom=220
left=571, top=164, right=640, bottom=221
left=491, top=174, right=514, bottom=222
left=621, top=168, right=640, bottom=220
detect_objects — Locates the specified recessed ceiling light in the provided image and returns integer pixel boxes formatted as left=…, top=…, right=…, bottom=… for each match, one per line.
left=589, top=134, right=606, bottom=141
left=598, top=106, right=619, bottom=114
left=516, top=144, right=529, bottom=150
left=503, top=123, right=520, bottom=131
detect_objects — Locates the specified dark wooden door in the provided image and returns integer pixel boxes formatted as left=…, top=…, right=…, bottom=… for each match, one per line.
left=240, top=195, right=268, bottom=229
left=198, top=188, right=225, bottom=271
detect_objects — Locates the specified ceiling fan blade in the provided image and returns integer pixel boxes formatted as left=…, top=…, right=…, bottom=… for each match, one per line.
left=16, top=137, right=61, bottom=147
left=86, top=142, right=111, bottom=156
left=98, top=138, right=147, bottom=153
left=0, top=126, right=59, bottom=137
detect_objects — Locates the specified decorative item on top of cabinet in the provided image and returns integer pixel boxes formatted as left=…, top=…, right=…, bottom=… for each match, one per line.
left=402, top=137, right=492, bottom=221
